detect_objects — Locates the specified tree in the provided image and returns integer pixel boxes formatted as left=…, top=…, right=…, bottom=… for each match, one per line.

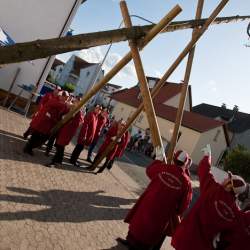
left=224, top=145, right=250, bottom=182
left=63, top=83, right=75, bottom=93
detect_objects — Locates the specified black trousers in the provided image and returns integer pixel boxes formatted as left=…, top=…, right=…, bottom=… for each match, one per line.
left=23, top=126, right=33, bottom=138
left=24, top=131, right=49, bottom=151
left=52, top=144, right=65, bottom=164
left=46, top=134, right=57, bottom=154
left=96, top=158, right=114, bottom=173
left=87, top=139, right=98, bottom=159
left=70, top=144, right=84, bottom=164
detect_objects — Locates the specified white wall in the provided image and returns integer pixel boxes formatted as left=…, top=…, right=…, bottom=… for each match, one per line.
left=193, top=126, right=227, bottom=166
left=112, top=101, right=202, bottom=163
left=163, top=92, right=191, bottom=111
left=0, top=0, right=82, bottom=97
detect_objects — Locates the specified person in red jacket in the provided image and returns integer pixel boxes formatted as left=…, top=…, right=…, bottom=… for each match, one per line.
left=23, top=91, right=69, bottom=155
left=171, top=144, right=247, bottom=250
left=86, top=107, right=108, bottom=163
left=23, top=85, right=61, bottom=139
left=216, top=210, right=250, bottom=250
left=117, top=150, right=193, bottom=250
left=46, top=97, right=84, bottom=167
left=85, top=119, right=130, bottom=173
left=69, top=104, right=102, bottom=167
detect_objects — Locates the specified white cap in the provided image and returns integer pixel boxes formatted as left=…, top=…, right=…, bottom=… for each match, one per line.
left=229, top=172, right=247, bottom=195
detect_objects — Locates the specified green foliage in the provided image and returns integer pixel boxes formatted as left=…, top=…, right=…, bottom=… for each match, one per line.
left=224, top=145, right=250, bottom=182
left=63, top=83, right=75, bottom=93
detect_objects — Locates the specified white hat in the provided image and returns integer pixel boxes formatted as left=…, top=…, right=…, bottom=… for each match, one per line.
left=174, top=150, right=189, bottom=165
left=228, top=172, right=247, bottom=195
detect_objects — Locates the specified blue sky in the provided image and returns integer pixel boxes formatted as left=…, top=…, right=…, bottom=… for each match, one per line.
left=58, top=0, right=250, bottom=113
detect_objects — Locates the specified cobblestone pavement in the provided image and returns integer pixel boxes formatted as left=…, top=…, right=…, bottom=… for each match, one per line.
left=0, top=108, right=173, bottom=250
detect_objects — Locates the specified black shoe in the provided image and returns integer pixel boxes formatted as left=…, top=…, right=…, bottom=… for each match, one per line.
left=86, top=157, right=93, bottom=163
left=44, top=151, right=50, bottom=157
left=116, top=237, right=129, bottom=246
left=83, top=165, right=96, bottom=171
left=70, top=161, right=80, bottom=167
left=45, top=162, right=55, bottom=168
left=23, top=146, right=33, bottom=156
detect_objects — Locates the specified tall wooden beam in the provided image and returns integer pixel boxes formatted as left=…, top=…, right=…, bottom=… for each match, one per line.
left=166, top=0, right=205, bottom=164
left=91, top=0, right=230, bottom=170
left=120, top=0, right=166, bottom=161
left=50, top=5, right=182, bottom=135
left=0, top=15, right=249, bottom=64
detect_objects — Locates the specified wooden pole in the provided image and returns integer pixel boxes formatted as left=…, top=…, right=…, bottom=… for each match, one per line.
left=0, top=15, right=248, bottom=65
left=166, top=0, right=205, bottom=164
left=91, top=0, right=230, bottom=170
left=120, top=0, right=166, bottom=161
left=50, top=5, right=182, bottom=135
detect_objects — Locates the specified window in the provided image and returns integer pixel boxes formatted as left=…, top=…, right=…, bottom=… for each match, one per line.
left=213, top=130, right=221, bottom=142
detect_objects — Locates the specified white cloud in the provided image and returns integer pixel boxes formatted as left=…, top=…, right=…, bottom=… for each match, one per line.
left=208, top=80, right=217, bottom=92
left=76, top=47, right=136, bottom=79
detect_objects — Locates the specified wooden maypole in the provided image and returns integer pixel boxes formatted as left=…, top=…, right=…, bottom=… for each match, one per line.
left=120, top=0, right=166, bottom=162
left=50, top=5, right=182, bottom=135
left=91, top=0, right=230, bottom=171
left=166, top=0, right=205, bottom=164
left=0, top=16, right=249, bottom=65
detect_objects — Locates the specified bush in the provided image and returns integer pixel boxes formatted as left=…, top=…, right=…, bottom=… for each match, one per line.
left=63, top=83, right=75, bottom=93
left=224, top=145, right=250, bottom=182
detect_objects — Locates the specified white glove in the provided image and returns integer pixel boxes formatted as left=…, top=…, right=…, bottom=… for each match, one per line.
left=155, top=146, right=166, bottom=161
left=201, top=144, right=211, bottom=157
left=212, top=233, right=220, bottom=249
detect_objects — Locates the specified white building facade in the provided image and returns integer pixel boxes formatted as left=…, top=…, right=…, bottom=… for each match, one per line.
left=0, top=0, right=84, bottom=98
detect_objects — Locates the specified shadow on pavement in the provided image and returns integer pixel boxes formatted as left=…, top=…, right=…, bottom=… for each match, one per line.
left=0, top=187, right=136, bottom=223
left=0, top=129, right=89, bottom=169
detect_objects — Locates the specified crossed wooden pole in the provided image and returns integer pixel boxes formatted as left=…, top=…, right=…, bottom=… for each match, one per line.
left=166, top=0, right=204, bottom=164
left=90, top=0, right=229, bottom=170
left=50, top=4, right=182, bottom=135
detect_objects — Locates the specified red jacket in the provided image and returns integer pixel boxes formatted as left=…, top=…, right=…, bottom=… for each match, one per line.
left=77, top=111, right=98, bottom=146
left=125, top=160, right=192, bottom=247
left=30, top=92, right=57, bottom=127
left=172, top=156, right=241, bottom=250
left=93, top=114, right=108, bottom=142
left=56, top=111, right=84, bottom=146
left=31, top=98, right=68, bottom=135
left=97, top=124, right=130, bottom=161
left=115, top=130, right=130, bottom=158
left=220, top=211, right=250, bottom=250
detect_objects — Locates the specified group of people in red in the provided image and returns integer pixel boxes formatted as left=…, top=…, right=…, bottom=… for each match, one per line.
left=23, top=86, right=130, bottom=174
left=117, top=144, right=250, bottom=250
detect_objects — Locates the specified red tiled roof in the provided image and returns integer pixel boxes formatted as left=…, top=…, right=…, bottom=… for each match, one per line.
left=112, top=84, right=224, bottom=133
left=155, top=103, right=224, bottom=133
left=51, top=58, right=65, bottom=70
left=71, top=56, right=96, bottom=76
left=112, top=82, right=182, bottom=106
